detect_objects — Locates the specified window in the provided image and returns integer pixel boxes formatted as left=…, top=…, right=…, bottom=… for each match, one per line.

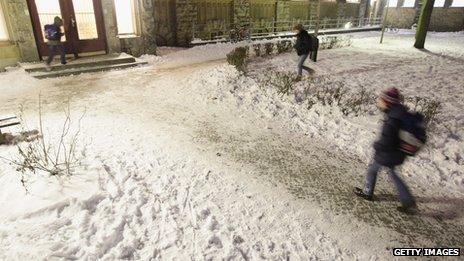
left=451, top=0, right=464, bottom=6
left=402, top=0, right=416, bottom=7
left=114, top=0, right=137, bottom=35
left=434, top=0, right=445, bottom=6
left=388, top=0, right=399, bottom=7
left=0, top=1, right=9, bottom=41
left=72, top=0, right=98, bottom=39
left=35, top=0, right=66, bottom=42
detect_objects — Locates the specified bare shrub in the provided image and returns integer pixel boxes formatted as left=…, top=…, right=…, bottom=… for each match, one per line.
left=404, top=96, right=441, bottom=127
left=253, top=44, right=262, bottom=57
left=295, top=77, right=374, bottom=116
left=227, top=46, right=249, bottom=72
left=341, top=86, right=376, bottom=116
left=264, top=42, right=274, bottom=56
left=261, top=71, right=299, bottom=96
left=276, top=41, right=287, bottom=54
left=0, top=97, right=86, bottom=192
left=319, top=36, right=352, bottom=50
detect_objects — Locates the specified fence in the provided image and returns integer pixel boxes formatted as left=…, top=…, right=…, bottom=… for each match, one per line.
left=196, top=0, right=234, bottom=25
left=192, top=17, right=382, bottom=42
left=250, top=0, right=277, bottom=20
left=289, top=1, right=311, bottom=21
left=153, top=0, right=377, bottom=45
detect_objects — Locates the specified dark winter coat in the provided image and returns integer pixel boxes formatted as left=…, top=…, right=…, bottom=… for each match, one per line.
left=374, top=104, right=407, bottom=167
left=294, top=30, right=312, bottom=56
left=47, top=19, right=64, bottom=46
left=46, top=24, right=63, bottom=46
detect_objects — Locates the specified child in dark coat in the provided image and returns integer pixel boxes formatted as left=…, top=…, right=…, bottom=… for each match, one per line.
left=45, top=16, right=66, bottom=70
left=355, top=88, right=417, bottom=213
left=293, top=24, right=312, bottom=79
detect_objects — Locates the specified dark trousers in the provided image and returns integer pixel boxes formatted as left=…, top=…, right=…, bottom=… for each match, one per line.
left=46, top=44, right=66, bottom=65
left=363, top=160, right=415, bottom=207
left=297, top=54, right=310, bottom=76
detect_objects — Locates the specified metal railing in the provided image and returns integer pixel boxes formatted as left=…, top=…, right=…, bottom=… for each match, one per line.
left=191, top=17, right=382, bottom=43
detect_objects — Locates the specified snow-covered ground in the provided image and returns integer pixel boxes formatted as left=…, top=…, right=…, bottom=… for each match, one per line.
left=0, top=31, right=463, bottom=259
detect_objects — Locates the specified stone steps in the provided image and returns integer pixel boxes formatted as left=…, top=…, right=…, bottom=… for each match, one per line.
left=21, top=54, right=148, bottom=79
left=31, top=61, right=147, bottom=79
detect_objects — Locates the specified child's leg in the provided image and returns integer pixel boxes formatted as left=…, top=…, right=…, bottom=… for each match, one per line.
left=46, top=45, right=56, bottom=65
left=363, top=161, right=381, bottom=196
left=389, top=168, right=416, bottom=207
left=297, top=54, right=309, bottom=76
left=58, top=45, right=66, bottom=64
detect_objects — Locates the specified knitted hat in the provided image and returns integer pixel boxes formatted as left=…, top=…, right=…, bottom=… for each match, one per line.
left=380, top=88, right=400, bottom=105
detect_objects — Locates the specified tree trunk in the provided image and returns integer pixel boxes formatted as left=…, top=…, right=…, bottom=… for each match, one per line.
left=414, top=0, right=435, bottom=49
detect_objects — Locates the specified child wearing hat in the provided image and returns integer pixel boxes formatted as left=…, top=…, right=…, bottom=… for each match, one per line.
left=45, top=16, right=67, bottom=70
left=355, top=88, right=417, bottom=213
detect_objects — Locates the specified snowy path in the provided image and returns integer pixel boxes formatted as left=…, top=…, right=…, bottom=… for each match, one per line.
left=1, top=31, right=463, bottom=259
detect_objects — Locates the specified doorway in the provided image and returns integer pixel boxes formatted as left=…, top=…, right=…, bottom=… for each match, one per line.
left=27, top=0, right=107, bottom=59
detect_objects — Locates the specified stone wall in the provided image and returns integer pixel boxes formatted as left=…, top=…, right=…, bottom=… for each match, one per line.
left=100, top=0, right=156, bottom=56
left=101, top=0, right=122, bottom=54
left=346, top=3, right=360, bottom=18
left=430, top=8, right=464, bottom=31
left=276, top=0, right=291, bottom=22
left=154, top=0, right=177, bottom=46
left=0, top=44, right=20, bottom=70
left=0, top=0, right=156, bottom=69
left=0, top=0, right=39, bottom=69
left=386, top=7, right=464, bottom=31
left=358, top=0, right=370, bottom=19
left=320, top=2, right=340, bottom=19
left=120, top=0, right=157, bottom=56
left=100, top=0, right=157, bottom=55
left=176, top=0, right=197, bottom=46
left=385, top=8, right=416, bottom=28
left=234, top=0, right=251, bottom=27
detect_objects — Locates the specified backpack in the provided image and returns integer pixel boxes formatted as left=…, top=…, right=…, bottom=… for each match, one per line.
left=398, top=112, right=426, bottom=156
left=308, top=34, right=319, bottom=52
left=44, top=24, right=60, bottom=40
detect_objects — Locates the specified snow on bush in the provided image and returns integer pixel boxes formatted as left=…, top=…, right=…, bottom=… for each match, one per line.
left=227, top=36, right=352, bottom=73
left=0, top=98, right=86, bottom=191
left=226, top=46, right=249, bottom=73
left=190, top=61, right=462, bottom=193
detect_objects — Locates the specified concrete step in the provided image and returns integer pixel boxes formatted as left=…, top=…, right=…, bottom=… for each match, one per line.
left=31, top=61, right=147, bottom=79
left=23, top=54, right=136, bottom=73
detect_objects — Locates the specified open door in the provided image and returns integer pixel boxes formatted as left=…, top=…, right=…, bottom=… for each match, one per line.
left=27, top=0, right=107, bottom=59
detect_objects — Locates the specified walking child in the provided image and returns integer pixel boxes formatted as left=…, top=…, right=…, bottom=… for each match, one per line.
left=355, top=88, right=418, bottom=214
left=293, top=24, right=313, bottom=80
left=44, top=16, right=67, bottom=70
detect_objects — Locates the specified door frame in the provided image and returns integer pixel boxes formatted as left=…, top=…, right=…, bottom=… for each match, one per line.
left=26, top=0, right=108, bottom=59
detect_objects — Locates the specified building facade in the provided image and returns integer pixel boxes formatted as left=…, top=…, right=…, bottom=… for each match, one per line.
left=1, top=0, right=463, bottom=70
left=384, top=0, right=464, bottom=31
left=0, top=0, right=157, bottom=70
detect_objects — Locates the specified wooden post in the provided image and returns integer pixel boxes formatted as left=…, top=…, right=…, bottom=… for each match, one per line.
left=414, top=0, right=435, bottom=49
left=380, top=0, right=390, bottom=43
